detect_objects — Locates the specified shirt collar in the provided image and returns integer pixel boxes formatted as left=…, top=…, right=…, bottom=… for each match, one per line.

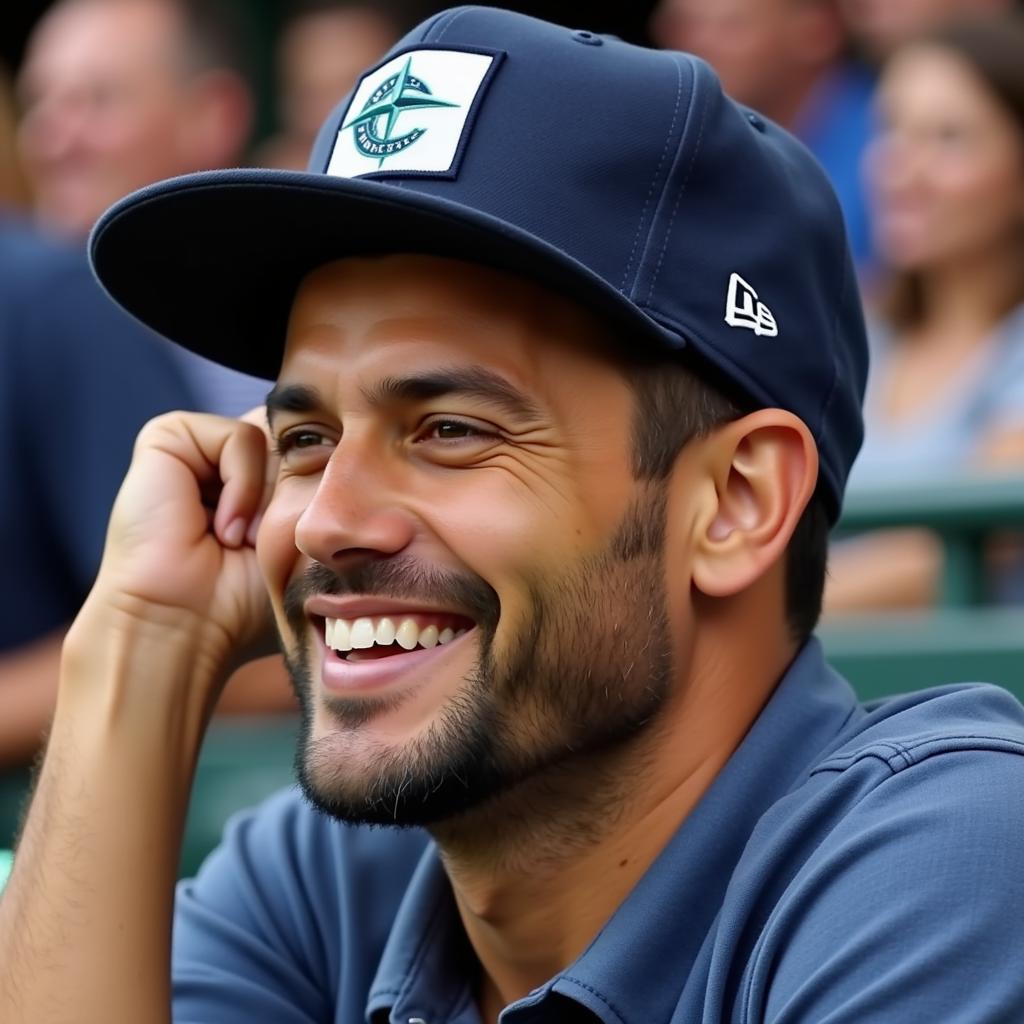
left=366, top=638, right=860, bottom=1024
left=545, top=638, right=861, bottom=1023
left=366, top=843, right=479, bottom=1024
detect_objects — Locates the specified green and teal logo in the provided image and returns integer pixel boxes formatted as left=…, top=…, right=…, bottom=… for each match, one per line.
left=342, top=57, right=459, bottom=167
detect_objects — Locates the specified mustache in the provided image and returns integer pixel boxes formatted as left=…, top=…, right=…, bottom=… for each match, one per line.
left=283, top=558, right=501, bottom=631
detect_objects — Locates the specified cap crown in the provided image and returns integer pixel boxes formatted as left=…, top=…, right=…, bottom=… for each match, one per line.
left=90, top=6, right=867, bottom=519
left=307, top=6, right=867, bottom=516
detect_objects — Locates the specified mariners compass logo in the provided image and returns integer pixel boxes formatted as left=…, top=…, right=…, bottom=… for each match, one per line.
left=327, top=48, right=497, bottom=179
left=343, top=57, right=458, bottom=167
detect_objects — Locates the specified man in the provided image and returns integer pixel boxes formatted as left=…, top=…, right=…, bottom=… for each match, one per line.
left=15, top=0, right=268, bottom=416
left=651, top=0, right=876, bottom=273
left=4, top=7, right=1024, bottom=1022
left=16, top=0, right=250, bottom=241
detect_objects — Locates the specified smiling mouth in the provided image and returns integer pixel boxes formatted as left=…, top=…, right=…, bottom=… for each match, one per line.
left=320, top=614, right=474, bottom=662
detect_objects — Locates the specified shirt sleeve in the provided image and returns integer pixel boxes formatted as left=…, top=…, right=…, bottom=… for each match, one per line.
left=755, top=748, right=1024, bottom=1023
left=172, top=787, right=427, bottom=1024
left=0, top=259, right=197, bottom=649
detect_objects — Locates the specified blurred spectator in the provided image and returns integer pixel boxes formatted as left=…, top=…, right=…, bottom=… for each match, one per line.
left=827, top=13, right=1024, bottom=610
left=1, top=0, right=295, bottom=767
left=16, top=0, right=269, bottom=418
left=841, top=0, right=1015, bottom=61
left=255, top=1, right=405, bottom=171
left=650, top=0, right=876, bottom=270
left=17, top=0, right=251, bottom=239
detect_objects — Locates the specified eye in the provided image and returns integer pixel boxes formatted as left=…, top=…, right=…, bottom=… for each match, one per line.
left=274, top=428, right=335, bottom=459
left=416, top=417, right=495, bottom=443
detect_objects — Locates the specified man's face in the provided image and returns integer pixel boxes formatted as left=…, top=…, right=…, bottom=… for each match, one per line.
left=258, top=255, right=679, bottom=828
left=17, top=0, right=200, bottom=236
left=652, top=0, right=803, bottom=110
left=279, top=7, right=397, bottom=146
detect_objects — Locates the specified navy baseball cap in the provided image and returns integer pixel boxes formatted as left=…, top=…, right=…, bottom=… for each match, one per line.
left=90, top=5, right=867, bottom=521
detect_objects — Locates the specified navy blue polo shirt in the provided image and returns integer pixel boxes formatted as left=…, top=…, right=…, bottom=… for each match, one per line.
left=172, top=640, right=1024, bottom=1022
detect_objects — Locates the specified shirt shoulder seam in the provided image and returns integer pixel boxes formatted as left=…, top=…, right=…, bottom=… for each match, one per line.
left=811, top=733, right=1024, bottom=776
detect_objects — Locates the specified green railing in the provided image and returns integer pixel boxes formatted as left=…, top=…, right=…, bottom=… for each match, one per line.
left=833, top=473, right=1024, bottom=606
left=178, top=717, right=298, bottom=876
left=821, top=471, right=1024, bottom=700
left=0, top=848, right=12, bottom=894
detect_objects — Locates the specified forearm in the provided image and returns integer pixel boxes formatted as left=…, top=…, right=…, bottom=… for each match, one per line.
left=0, top=605, right=223, bottom=1024
left=824, top=528, right=942, bottom=613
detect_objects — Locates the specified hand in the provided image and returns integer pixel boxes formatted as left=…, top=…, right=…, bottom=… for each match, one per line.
left=71, top=410, right=278, bottom=683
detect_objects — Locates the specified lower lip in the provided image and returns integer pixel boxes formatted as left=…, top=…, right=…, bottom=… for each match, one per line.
left=317, top=629, right=474, bottom=694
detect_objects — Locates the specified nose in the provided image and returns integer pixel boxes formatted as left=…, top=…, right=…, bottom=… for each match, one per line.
left=293, top=441, right=417, bottom=571
left=868, top=130, right=928, bottom=200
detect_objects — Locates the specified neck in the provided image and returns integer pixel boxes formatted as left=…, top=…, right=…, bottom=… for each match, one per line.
left=432, top=615, right=795, bottom=1019
left=913, top=240, right=1024, bottom=343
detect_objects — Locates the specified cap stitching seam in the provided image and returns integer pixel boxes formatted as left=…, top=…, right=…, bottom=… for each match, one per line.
left=644, top=71, right=708, bottom=306
left=619, top=58, right=684, bottom=295
left=431, top=6, right=473, bottom=42
left=419, top=6, right=462, bottom=41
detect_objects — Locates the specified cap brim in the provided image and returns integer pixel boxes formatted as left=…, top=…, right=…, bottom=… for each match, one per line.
left=90, top=168, right=682, bottom=381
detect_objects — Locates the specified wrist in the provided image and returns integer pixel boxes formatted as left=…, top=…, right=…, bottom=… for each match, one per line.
left=59, top=594, right=233, bottom=756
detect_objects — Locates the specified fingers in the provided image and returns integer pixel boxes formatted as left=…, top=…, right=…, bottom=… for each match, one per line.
left=211, top=421, right=269, bottom=549
left=240, top=404, right=271, bottom=434
left=238, top=406, right=279, bottom=547
left=137, top=412, right=269, bottom=550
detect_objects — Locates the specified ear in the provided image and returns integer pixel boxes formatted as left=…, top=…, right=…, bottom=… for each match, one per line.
left=181, top=70, right=253, bottom=169
left=690, top=409, right=817, bottom=599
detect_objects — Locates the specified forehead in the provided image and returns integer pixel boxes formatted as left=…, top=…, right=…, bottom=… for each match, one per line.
left=23, top=0, right=179, bottom=89
left=279, top=254, right=621, bottom=386
left=880, top=45, right=1006, bottom=122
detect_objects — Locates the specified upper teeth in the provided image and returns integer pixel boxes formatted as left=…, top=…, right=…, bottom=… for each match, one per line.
left=325, top=616, right=466, bottom=653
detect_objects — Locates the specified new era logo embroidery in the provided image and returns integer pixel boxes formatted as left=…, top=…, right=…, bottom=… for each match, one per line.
left=724, top=273, right=778, bottom=337
left=327, top=49, right=496, bottom=178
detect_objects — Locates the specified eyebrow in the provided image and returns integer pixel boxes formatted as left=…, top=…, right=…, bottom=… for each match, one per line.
left=265, top=383, right=327, bottom=428
left=266, top=367, right=542, bottom=428
left=365, top=367, right=542, bottom=421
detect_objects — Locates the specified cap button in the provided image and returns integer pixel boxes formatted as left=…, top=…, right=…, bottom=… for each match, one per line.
left=571, top=29, right=603, bottom=45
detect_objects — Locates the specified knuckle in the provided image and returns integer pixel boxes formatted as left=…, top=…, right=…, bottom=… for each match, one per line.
left=134, top=410, right=185, bottom=449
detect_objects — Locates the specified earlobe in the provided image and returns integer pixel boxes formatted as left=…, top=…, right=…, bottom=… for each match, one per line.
left=691, top=411, right=817, bottom=599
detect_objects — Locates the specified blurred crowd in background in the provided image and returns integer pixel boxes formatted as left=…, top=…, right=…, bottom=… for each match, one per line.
left=2, top=0, right=1024, bottom=769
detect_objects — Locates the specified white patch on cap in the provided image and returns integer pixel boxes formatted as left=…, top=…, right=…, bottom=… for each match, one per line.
left=327, top=49, right=495, bottom=178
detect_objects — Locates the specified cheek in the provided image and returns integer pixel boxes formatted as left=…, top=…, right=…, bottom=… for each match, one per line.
left=100, top=102, right=176, bottom=164
left=256, top=491, right=305, bottom=608
left=936, top=145, right=1022, bottom=207
left=936, top=162, right=1024, bottom=247
left=426, top=466, right=616, bottom=580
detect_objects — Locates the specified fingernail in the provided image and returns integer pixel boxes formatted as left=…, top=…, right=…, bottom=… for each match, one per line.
left=223, top=517, right=246, bottom=547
